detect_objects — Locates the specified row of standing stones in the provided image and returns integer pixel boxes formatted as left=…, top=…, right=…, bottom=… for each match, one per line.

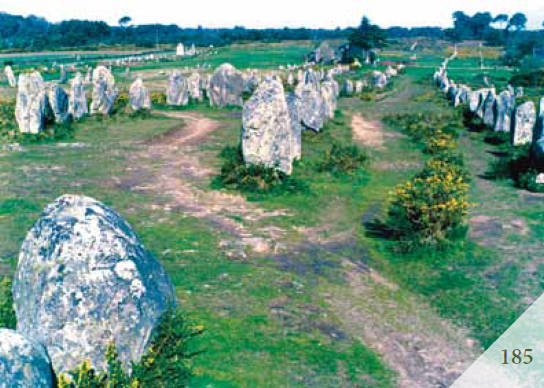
left=6, top=60, right=402, bottom=174
left=433, top=59, right=544, bottom=168
left=0, top=194, right=174, bottom=386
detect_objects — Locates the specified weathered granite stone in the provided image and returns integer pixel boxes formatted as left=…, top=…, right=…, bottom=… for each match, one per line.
left=176, top=43, right=185, bottom=56
left=209, top=63, right=244, bottom=107
left=242, top=70, right=261, bottom=94
left=90, top=66, right=118, bottom=115
left=482, top=90, right=496, bottom=127
left=59, top=65, right=67, bottom=83
left=68, top=73, right=88, bottom=120
left=343, top=80, right=354, bottom=96
left=373, top=71, right=387, bottom=88
left=13, top=194, right=175, bottom=375
left=493, top=91, right=514, bottom=133
left=354, top=80, right=365, bottom=94
left=294, top=76, right=326, bottom=132
left=166, top=71, right=189, bottom=106
left=511, top=101, right=536, bottom=146
left=46, top=83, right=70, bottom=124
left=285, top=92, right=302, bottom=161
left=187, top=73, right=203, bottom=101
left=4, top=65, right=16, bottom=87
left=129, top=78, right=151, bottom=111
left=0, top=329, right=53, bottom=388
left=531, top=98, right=544, bottom=160
left=15, top=71, right=47, bottom=134
left=515, top=87, right=524, bottom=98
left=384, top=65, right=397, bottom=78
left=242, top=78, right=294, bottom=174
left=468, top=91, right=480, bottom=113
left=321, top=81, right=337, bottom=119
left=287, top=72, right=294, bottom=87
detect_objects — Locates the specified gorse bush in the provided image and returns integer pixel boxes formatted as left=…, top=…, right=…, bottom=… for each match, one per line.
left=316, top=142, right=368, bottom=175
left=57, top=309, right=203, bottom=388
left=150, top=92, right=167, bottom=106
left=214, top=145, right=307, bottom=194
left=0, top=276, right=16, bottom=329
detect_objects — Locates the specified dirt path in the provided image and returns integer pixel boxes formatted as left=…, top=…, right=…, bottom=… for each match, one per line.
left=351, top=113, right=387, bottom=148
left=121, top=110, right=288, bottom=257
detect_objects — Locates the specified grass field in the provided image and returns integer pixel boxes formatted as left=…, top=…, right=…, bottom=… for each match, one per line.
left=0, top=41, right=543, bottom=386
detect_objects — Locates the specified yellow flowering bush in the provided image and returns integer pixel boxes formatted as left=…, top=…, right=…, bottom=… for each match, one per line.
left=387, top=168, right=470, bottom=246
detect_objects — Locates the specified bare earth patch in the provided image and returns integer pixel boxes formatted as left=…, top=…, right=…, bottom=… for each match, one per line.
left=351, top=113, right=398, bottom=149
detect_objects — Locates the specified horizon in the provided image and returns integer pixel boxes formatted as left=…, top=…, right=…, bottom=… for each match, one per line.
left=1, top=0, right=544, bottom=30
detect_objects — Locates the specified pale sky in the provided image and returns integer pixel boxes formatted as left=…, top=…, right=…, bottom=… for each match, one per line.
left=1, top=0, right=544, bottom=30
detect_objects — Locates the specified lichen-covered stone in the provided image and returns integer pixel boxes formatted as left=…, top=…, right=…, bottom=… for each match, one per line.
left=166, top=71, right=189, bottom=106
left=493, top=91, right=514, bottom=133
left=321, top=81, right=337, bottom=119
left=482, top=90, right=496, bottom=127
left=209, top=63, right=244, bottom=107
left=343, top=80, right=354, bottom=96
left=129, top=78, right=151, bottom=111
left=373, top=71, right=387, bottom=88
left=242, top=70, right=261, bottom=94
left=90, top=66, right=118, bottom=115
left=15, top=71, right=47, bottom=134
left=285, top=92, right=302, bottom=161
left=187, top=73, right=203, bottom=102
left=0, top=329, right=53, bottom=388
left=68, top=72, right=88, bottom=120
left=4, top=65, right=16, bottom=87
left=13, top=195, right=175, bottom=375
left=511, top=101, right=536, bottom=146
left=294, top=75, right=326, bottom=132
left=46, top=83, right=70, bottom=124
left=242, top=78, right=294, bottom=174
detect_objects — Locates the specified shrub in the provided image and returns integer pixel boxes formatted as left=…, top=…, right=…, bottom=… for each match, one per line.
left=316, top=142, right=367, bottom=175
left=57, top=309, right=203, bottom=388
left=518, top=169, right=544, bottom=193
left=423, top=130, right=457, bottom=155
left=151, top=92, right=167, bottom=106
left=113, top=92, right=130, bottom=114
left=0, top=276, right=16, bottom=329
left=213, top=146, right=307, bottom=194
left=387, top=172, right=470, bottom=247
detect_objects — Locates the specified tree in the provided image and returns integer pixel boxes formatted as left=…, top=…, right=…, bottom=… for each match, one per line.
left=493, top=14, right=509, bottom=29
left=509, top=13, right=527, bottom=31
left=118, top=16, right=132, bottom=27
left=348, top=16, right=386, bottom=51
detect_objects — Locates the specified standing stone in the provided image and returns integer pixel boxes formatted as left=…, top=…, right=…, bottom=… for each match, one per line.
left=208, top=63, right=244, bottom=108
left=68, top=72, right=88, bottom=120
left=15, top=71, right=47, bottom=134
left=343, top=80, right=354, bottom=96
left=287, top=72, right=294, bottom=87
left=482, top=90, right=496, bottom=127
left=59, top=65, right=67, bottom=83
left=285, top=92, right=302, bottom=161
left=4, top=65, right=16, bottom=87
left=187, top=73, right=203, bottom=102
left=515, top=87, right=524, bottom=98
left=297, top=69, right=304, bottom=84
left=129, top=78, right=152, bottom=111
left=493, top=91, right=514, bottom=133
left=0, top=329, right=53, bottom=388
left=90, top=66, right=118, bottom=115
left=453, top=85, right=470, bottom=107
left=242, top=78, right=294, bottom=174
left=354, top=80, right=365, bottom=94
left=468, top=91, right=480, bottom=113
left=85, top=67, right=92, bottom=84
left=531, top=98, right=544, bottom=161
left=373, top=71, right=387, bottom=88
left=46, top=83, right=70, bottom=124
left=294, top=75, right=326, bottom=132
left=166, top=71, right=189, bottom=106
left=242, top=70, right=261, bottom=94
left=321, top=81, right=337, bottom=119
left=176, top=43, right=185, bottom=56
left=511, top=101, right=536, bottom=146
left=384, top=65, right=397, bottom=78
left=12, top=195, right=175, bottom=375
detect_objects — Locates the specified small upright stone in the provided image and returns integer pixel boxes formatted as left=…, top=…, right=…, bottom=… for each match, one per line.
left=90, top=66, right=118, bottom=115
left=373, top=71, right=387, bottom=88
left=482, top=90, right=496, bottom=127
left=4, top=65, right=16, bottom=87
left=68, top=72, right=88, bottom=120
left=15, top=71, right=47, bottom=134
left=0, top=329, right=53, bottom=388
left=343, top=80, right=354, bottom=96
left=208, top=63, right=244, bottom=108
left=46, top=83, right=70, bottom=123
left=129, top=78, right=152, bottom=111
left=188, top=72, right=203, bottom=102
left=166, top=70, right=189, bottom=106
left=285, top=92, right=302, bottom=161
left=511, top=101, right=536, bottom=146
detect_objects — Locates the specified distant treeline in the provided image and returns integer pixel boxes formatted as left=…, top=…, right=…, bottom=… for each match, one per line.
left=0, top=11, right=542, bottom=54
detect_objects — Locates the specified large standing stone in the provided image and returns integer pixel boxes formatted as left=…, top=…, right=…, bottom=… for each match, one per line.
left=12, top=195, right=175, bottom=375
left=285, top=92, right=302, bottom=161
left=166, top=71, right=189, bottom=106
left=321, top=81, right=337, bottom=119
left=493, top=91, right=514, bottom=133
left=242, top=78, right=294, bottom=174
left=4, top=65, right=16, bottom=88
left=294, top=75, right=326, bottom=132
left=46, top=83, right=70, bottom=124
left=468, top=91, right=480, bottom=113
left=0, top=329, right=53, bottom=388
left=68, top=72, right=88, bottom=120
left=482, top=90, right=496, bottom=127
left=90, top=66, right=118, bottom=115
left=373, top=71, right=387, bottom=88
left=511, top=101, right=536, bottom=146
left=129, top=78, right=151, bottom=111
left=208, top=63, right=244, bottom=108
left=15, top=71, right=47, bottom=134
left=187, top=73, right=203, bottom=102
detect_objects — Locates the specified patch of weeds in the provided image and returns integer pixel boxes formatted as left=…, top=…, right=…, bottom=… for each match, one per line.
left=212, top=145, right=308, bottom=195
left=316, top=142, right=368, bottom=176
left=0, top=276, right=15, bottom=329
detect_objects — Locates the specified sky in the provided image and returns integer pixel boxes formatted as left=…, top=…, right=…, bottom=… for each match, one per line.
left=1, top=0, right=544, bottom=30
